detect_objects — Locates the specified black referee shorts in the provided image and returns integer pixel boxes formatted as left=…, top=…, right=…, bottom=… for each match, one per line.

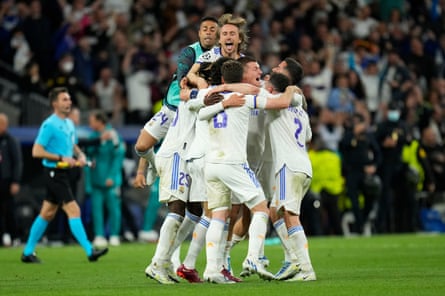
left=43, top=167, right=76, bottom=205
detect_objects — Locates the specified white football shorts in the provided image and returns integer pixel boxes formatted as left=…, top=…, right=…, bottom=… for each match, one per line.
left=155, top=153, right=190, bottom=203
left=271, top=165, right=311, bottom=216
left=204, top=162, right=265, bottom=210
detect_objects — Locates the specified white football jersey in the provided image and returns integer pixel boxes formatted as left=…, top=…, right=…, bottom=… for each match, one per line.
left=200, top=92, right=268, bottom=164
left=267, top=105, right=313, bottom=177
left=183, top=88, right=212, bottom=160
left=157, top=99, right=203, bottom=158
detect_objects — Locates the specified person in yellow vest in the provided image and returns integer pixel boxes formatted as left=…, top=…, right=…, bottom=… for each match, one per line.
left=400, top=127, right=437, bottom=231
left=308, top=135, right=344, bottom=235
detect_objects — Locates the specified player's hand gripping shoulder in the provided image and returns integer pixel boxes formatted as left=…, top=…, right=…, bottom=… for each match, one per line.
left=198, top=93, right=245, bottom=120
left=290, top=85, right=304, bottom=107
left=204, top=92, right=225, bottom=106
left=222, top=93, right=245, bottom=108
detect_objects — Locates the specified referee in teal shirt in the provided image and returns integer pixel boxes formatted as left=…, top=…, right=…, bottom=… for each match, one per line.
left=21, top=87, right=108, bottom=263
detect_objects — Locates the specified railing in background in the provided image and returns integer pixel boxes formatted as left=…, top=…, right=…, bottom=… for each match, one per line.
left=0, top=76, right=50, bottom=126
left=23, top=92, right=50, bottom=125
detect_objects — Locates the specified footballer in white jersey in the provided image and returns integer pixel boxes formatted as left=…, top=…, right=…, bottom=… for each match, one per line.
left=200, top=60, right=301, bottom=282
left=268, top=104, right=312, bottom=215
left=264, top=73, right=316, bottom=281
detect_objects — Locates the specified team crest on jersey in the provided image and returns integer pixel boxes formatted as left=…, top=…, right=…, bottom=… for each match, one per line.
left=201, top=51, right=212, bottom=61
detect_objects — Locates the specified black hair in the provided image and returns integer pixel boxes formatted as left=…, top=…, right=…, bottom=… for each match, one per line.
left=48, top=87, right=68, bottom=103
left=237, top=55, right=257, bottom=66
left=91, top=109, right=109, bottom=124
left=268, top=73, right=290, bottom=93
left=221, top=60, right=244, bottom=83
left=284, top=57, right=304, bottom=85
left=204, top=57, right=234, bottom=85
left=200, top=16, right=219, bottom=24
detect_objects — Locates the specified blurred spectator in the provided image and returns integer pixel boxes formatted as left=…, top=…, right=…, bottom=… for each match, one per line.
left=429, top=102, right=445, bottom=145
left=339, top=111, right=381, bottom=235
left=85, top=110, right=126, bottom=247
left=0, top=113, right=22, bottom=246
left=317, top=108, right=344, bottom=153
left=359, top=59, right=380, bottom=123
left=301, top=83, right=322, bottom=122
left=72, top=36, right=96, bottom=90
left=351, top=4, right=378, bottom=39
left=0, top=0, right=29, bottom=64
left=21, top=0, right=52, bottom=79
left=386, top=8, right=409, bottom=37
left=327, top=72, right=357, bottom=115
left=403, top=85, right=433, bottom=135
left=375, top=101, right=410, bottom=233
left=404, top=36, right=436, bottom=92
left=262, top=18, right=283, bottom=55
left=333, top=12, right=354, bottom=50
left=46, top=52, right=93, bottom=109
left=420, top=126, right=445, bottom=192
left=400, top=127, right=436, bottom=232
left=85, top=3, right=116, bottom=55
left=295, top=33, right=318, bottom=70
left=347, top=69, right=366, bottom=101
left=308, top=136, right=343, bottom=236
left=279, top=13, right=301, bottom=58
left=20, top=59, right=47, bottom=96
left=435, top=33, right=445, bottom=78
left=9, top=27, right=31, bottom=74
left=121, top=29, right=160, bottom=125
left=160, top=0, right=188, bottom=47
left=92, top=66, right=124, bottom=126
left=302, top=44, right=335, bottom=107
left=379, top=49, right=413, bottom=106
left=107, top=29, right=129, bottom=84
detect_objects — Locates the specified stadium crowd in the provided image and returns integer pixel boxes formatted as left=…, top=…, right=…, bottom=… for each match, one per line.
left=1, top=0, right=445, bottom=251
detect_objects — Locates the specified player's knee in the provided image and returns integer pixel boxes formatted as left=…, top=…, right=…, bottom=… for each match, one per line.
left=247, top=198, right=269, bottom=214
left=168, top=200, right=186, bottom=216
left=269, top=207, right=279, bottom=222
left=187, top=202, right=203, bottom=217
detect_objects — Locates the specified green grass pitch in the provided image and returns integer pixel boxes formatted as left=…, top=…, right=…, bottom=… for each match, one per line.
left=1, top=233, right=444, bottom=296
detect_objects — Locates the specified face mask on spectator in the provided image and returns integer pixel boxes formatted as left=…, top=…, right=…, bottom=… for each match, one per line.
left=387, top=110, right=400, bottom=122
left=61, top=61, right=74, bottom=73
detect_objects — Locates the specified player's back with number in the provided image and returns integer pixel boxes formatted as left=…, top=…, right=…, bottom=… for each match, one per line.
left=206, top=92, right=253, bottom=164
left=268, top=105, right=312, bottom=175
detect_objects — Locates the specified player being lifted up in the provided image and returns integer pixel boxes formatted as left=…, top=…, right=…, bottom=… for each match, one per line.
left=186, top=13, right=248, bottom=89
left=133, top=16, right=219, bottom=190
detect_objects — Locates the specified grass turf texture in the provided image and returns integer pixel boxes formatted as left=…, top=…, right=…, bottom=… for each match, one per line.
left=1, top=233, right=444, bottom=296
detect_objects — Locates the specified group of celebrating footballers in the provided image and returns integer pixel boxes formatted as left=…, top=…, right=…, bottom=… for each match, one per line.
left=133, top=13, right=316, bottom=284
